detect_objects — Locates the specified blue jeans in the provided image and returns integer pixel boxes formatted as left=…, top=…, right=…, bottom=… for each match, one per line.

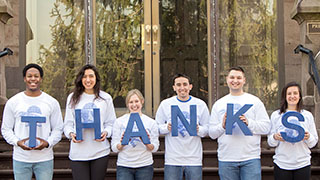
left=13, top=159, right=53, bottom=180
left=164, top=165, right=202, bottom=180
left=117, top=165, right=153, bottom=180
left=218, top=159, right=261, bottom=180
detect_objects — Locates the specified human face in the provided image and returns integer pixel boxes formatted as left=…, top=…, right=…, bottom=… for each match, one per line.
left=173, top=77, right=193, bottom=101
left=128, top=94, right=143, bottom=113
left=286, top=86, right=300, bottom=109
left=226, top=70, right=246, bottom=95
left=82, top=69, right=96, bottom=94
left=24, top=68, right=42, bottom=93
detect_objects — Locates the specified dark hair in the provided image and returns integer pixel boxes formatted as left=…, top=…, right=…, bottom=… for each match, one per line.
left=23, top=63, right=44, bottom=78
left=172, top=73, right=192, bottom=85
left=69, top=64, right=104, bottom=108
left=228, top=66, right=245, bottom=75
left=280, top=81, right=303, bottom=113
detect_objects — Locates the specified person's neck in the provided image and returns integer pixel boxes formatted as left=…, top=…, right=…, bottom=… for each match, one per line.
left=230, top=90, right=244, bottom=96
left=24, top=90, right=42, bottom=97
left=84, top=89, right=94, bottom=94
left=287, top=105, right=297, bottom=111
left=177, top=95, right=190, bottom=102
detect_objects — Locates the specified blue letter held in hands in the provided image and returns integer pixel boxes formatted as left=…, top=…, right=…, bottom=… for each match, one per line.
left=21, top=116, right=46, bottom=148
left=280, top=111, right=305, bottom=143
left=225, top=103, right=253, bottom=136
left=171, top=105, right=197, bottom=137
left=75, top=108, right=101, bottom=140
left=121, top=113, right=150, bottom=145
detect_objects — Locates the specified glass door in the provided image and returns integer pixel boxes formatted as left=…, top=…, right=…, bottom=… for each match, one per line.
left=158, top=0, right=208, bottom=106
left=95, top=0, right=158, bottom=116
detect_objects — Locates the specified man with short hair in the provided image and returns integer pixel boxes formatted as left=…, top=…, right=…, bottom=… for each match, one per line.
left=156, top=73, right=210, bottom=180
left=209, top=66, right=271, bottom=180
left=1, top=63, right=63, bottom=180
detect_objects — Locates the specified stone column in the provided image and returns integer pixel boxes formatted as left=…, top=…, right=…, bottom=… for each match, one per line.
left=0, top=0, right=13, bottom=121
left=291, top=0, right=320, bottom=137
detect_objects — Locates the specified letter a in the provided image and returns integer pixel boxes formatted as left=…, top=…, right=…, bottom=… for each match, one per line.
left=121, top=113, right=150, bottom=145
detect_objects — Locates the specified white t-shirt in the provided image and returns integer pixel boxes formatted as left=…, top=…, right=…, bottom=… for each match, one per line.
left=156, top=96, right=210, bottom=166
left=1, top=92, right=63, bottom=163
left=209, top=93, right=271, bottom=162
left=64, top=91, right=116, bottom=161
left=268, top=109, right=318, bottom=170
left=111, top=113, right=159, bottom=168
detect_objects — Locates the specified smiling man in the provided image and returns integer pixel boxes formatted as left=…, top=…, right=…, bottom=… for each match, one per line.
left=209, top=66, right=271, bottom=180
left=1, top=63, right=63, bottom=180
left=155, top=73, right=210, bottom=180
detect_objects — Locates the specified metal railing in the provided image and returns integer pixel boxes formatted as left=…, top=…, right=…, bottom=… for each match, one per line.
left=0, top=48, right=13, bottom=58
left=294, top=44, right=320, bottom=96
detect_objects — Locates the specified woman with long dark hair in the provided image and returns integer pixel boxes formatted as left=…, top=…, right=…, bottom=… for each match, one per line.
left=64, top=64, right=116, bottom=180
left=268, top=82, right=318, bottom=180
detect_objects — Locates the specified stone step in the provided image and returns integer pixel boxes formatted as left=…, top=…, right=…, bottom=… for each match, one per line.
left=2, top=149, right=320, bottom=169
left=0, top=166, right=281, bottom=180
left=0, top=135, right=271, bottom=153
left=0, top=149, right=278, bottom=170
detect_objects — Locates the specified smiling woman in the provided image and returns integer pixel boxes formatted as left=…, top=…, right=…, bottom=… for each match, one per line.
left=82, top=69, right=97, bottom=94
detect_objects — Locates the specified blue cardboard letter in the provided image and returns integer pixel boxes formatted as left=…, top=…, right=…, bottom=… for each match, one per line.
left=21, top=116, right=46, bottom=148
left=121, top=113, right=150, bottom=145
left=75, top=108, right=101, bottom=140
left=280, top=111, right=305, bottom=143
left=226, top=103, right=253, bottom=136
left=171, top=105, right=197, bottom=137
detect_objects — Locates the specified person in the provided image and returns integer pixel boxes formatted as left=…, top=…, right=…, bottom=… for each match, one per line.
left=63, top=64, right=116, bottom=180
left=155, top=73, right=210, bottom=180
left=111, top=89, right=159, bottom=180
left=209, top=66, right=271, bottom=180
left=1, top=63, right=63, bottom=180
left=267, top=82, right=318, bottom=180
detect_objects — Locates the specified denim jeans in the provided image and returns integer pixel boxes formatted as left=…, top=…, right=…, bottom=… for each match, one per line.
left=116, top=165, right=153, bottom=180
left=13, top=159, right=53, bottom=180
left=218, top=159, right=261, bottom=180
left=164, top=165, right=202, bottom=180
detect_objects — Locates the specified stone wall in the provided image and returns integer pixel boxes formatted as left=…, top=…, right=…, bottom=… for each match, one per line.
left=4, top=0, right=20, bottom=98
left=0, top=0, right=13, bottom=122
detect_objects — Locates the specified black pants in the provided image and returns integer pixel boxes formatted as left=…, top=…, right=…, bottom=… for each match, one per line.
left=71, top=155, right=109, bottom=180
left=274, top=163, right=310, bottom=180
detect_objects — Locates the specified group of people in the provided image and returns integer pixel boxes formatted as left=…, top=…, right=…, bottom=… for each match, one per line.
left=1, top=63, right=318, bottom=180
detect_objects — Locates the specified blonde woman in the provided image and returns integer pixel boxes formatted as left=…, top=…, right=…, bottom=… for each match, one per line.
left=111, top=89, right=159, bottom=180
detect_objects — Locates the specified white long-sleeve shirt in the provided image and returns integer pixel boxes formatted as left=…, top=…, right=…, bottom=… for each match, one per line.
left=268, top=109, right=318, bottom=170
left=209, top=93, right=271, bottom=162
left=1, top=92, right=63, bottom=163
left=64, top=91, right=116, bottom=161
left=155, top=96, right=210, bottom=166
left=111, top=113, right=159, bottom=168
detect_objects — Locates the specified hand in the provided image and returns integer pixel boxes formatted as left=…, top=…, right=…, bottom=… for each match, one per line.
left=239, top=115, right=248, bottom=126
left=17, top=138, right=33, bottom=150
left=222, top=113, right=227, bottom=129
left=70, top=132, right=83, bottom=143
left=34, top=137, right=49, bottom=150
left=304, top=131, right=310, bottom=140
left=273, top=133, right=284, bottom=141
left=144, top=130, right=154, bottom=151
left=167, top=123, right=172, bottom=131
left=117, top=132, right=125, bottom=151
left=95, top=131, right=107, bottom=142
